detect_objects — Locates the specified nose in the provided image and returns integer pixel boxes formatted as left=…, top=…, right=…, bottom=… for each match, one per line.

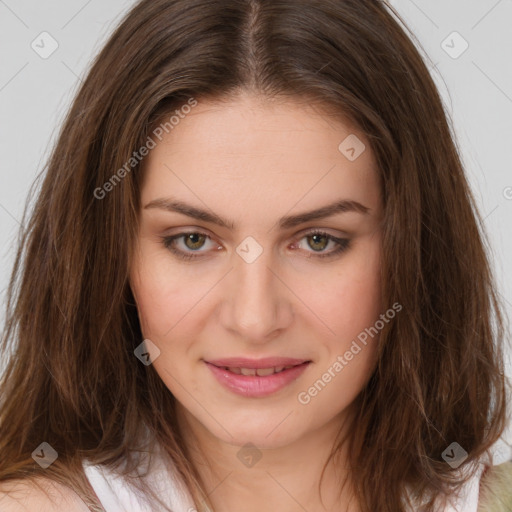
left=219, top=247, right=294, bottom=343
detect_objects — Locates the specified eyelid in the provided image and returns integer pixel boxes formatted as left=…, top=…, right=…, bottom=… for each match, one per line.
left=160, top=227, right=351, bottom=261
left=293, top=225, right=350, bottom=239
left=161, top=225, right=348, bottom=242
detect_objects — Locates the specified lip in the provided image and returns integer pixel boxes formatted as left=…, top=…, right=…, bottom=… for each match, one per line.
left=204, top=358, right=311, bottom=398
left=205, top=357, right=309, bottom=369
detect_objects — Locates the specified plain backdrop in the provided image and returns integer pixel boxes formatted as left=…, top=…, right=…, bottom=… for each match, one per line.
left=0, top=1, right=511, bottom=441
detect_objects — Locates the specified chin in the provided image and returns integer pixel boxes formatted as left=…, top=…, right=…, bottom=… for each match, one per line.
left=203, top=410, right=308, bottom=449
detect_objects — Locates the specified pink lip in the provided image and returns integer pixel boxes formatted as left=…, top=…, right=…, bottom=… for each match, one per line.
left=204, top=358, right=311, bottom=398
left=206, top=357, right=309, bottom=369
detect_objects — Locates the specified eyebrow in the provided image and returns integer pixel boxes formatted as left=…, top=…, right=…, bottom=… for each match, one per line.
left=143, top=197, right=370, bottom=230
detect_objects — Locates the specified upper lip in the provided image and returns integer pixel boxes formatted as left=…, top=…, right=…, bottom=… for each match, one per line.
left=205, top=357, right=310, bottom=369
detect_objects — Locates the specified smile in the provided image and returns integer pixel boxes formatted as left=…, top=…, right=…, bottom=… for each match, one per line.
left=204, top=359, right=311, bottom=398
left=218, top=365, right=296, bottom=376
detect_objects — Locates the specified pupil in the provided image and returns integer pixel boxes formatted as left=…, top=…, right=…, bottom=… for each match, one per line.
left=186, top=233, right=204, bottom=250
left=309, top=234, right=327, bottom=251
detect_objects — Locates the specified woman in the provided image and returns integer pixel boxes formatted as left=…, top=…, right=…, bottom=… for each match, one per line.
left=0, top=0, right=510, bottom=510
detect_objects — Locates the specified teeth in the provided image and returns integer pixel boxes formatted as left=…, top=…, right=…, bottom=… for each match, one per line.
left=222, top=365, right=300, bottom=376
left=256, top=367, right=275, bottom=376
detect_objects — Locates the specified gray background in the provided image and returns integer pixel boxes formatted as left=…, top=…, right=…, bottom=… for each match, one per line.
left=1, top=1, right=511, bottom=441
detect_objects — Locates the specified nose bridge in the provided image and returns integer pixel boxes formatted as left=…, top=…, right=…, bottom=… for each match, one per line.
left=222, top=244, right=292, bottom=341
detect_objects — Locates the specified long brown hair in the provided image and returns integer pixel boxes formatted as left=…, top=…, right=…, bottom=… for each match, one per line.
left=0, top=0, right=509, bottom=510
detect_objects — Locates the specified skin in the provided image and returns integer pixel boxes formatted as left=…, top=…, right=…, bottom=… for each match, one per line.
left=129, top=91, right=383, bottom=512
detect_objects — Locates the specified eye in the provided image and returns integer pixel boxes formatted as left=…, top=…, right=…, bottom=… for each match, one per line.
left=292, top=230, right=351, bottom=259
left=160, top=230, right=351, bottom=261
left=161, top=231, right=220, bottom=261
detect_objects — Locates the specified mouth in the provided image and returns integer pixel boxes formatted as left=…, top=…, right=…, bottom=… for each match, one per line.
left=205, top=356, right=310, bottom=374
left=203, top=357, right=312, bottom=397
left=209, top=364, right=304, bottom=376
left=225, top=365, right=295, bottom=375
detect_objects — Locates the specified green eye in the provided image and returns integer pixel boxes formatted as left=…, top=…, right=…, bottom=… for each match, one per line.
left=296, top=231, right=351, bottom=259
left=161, top=230, right=351, bottom=261
left=182, top=233, right=207, bottom=250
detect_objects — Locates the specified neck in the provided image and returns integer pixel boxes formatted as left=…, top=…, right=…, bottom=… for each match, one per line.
left=176, top=403, right=361, bottom=512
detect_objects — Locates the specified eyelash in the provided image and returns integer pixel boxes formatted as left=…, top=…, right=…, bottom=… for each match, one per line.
left=160, top=230, right=351, bottom=261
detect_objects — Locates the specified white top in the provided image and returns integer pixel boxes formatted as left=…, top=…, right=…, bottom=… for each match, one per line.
left=82, top=438, right=512, bottom=512
left=83, top=442, right=196, bottom=512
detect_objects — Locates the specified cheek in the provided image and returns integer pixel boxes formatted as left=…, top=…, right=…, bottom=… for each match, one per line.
left=295, top=235, right=382, bottom=342
left=130, top=263, right=203, bottom=389
left=297, top=267, right=382, bottom=415
left=337, top=252, right=382, bottom=337
left=130, top=250, right=213, bottom=340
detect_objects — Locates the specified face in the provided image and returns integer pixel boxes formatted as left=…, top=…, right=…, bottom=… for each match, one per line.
left=129, top=92, right=383, bottom=450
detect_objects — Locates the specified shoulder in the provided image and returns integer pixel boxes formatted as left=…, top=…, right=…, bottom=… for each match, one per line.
left=0, top=477, right=91, bottom=512
left=477, top=461, right=512, bottom=512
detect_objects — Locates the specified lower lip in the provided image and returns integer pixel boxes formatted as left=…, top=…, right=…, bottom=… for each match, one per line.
left=205, top=361, right=310, bottom=398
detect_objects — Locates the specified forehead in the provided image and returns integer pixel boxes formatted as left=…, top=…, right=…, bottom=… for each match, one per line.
left=141, top=93, right=381, bottom=219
